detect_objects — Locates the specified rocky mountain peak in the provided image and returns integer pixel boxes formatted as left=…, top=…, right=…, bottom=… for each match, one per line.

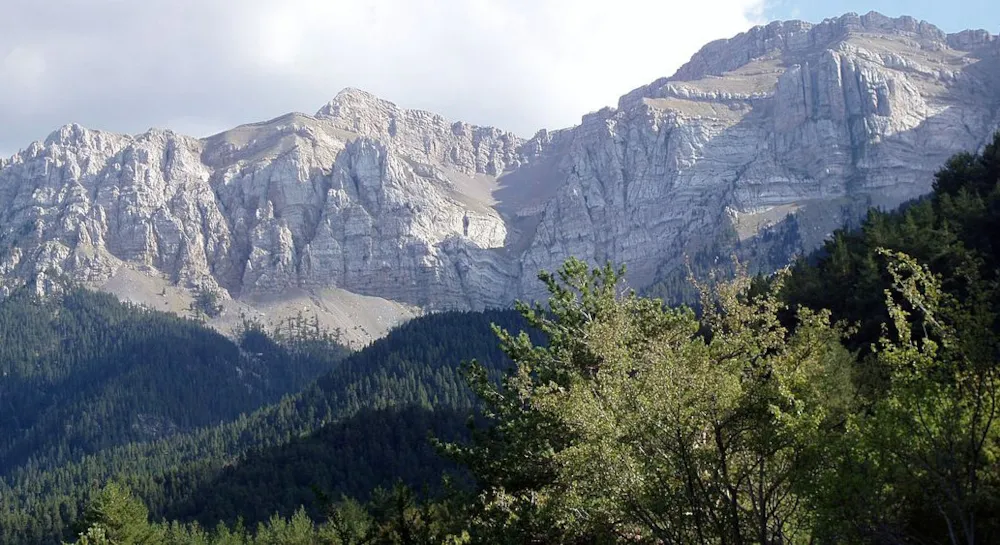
left=610, top=11, right=997, bottom=125
left=0, top=12, right=997, bottom=344
left=315, top=87, right=395, bottom=120
left=315, top=87, right=525, bottom=176
left=44, top=123, right=89, bottom=145
left=40, top=123, right=114, bottom=151
left=670, top=11, right=994, bottom=83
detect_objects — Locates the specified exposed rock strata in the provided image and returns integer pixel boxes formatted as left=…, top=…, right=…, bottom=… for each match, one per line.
left=0, top=12, right=997, bottom=320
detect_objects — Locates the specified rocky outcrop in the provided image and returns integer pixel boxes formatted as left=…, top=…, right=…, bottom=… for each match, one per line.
left=0, top=12, right=997, bottom=316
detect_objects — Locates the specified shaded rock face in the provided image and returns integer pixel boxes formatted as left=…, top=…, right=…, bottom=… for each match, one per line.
left=0, top=12, right=998, bottom=311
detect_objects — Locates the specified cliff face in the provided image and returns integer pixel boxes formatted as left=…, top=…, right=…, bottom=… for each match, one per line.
left=0, top=12, right=998, bottom=323
left=515, top=12, right=1000, bottom=299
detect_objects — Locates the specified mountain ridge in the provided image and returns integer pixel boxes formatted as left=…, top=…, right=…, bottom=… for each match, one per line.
left=6, top=11, right=997, bottom=161
left=0, top=11, right=997, bottom=341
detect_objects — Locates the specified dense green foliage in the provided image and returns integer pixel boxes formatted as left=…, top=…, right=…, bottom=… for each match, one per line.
left=163, top=406, right=471, bottom=526
left=0, top=308, right=529, bottom=545
left=439, top=249, right=997, bottom=543
left=784, top=134, right=1000, bottom=355
left=60, top=479, right=472, bottom=545
left=0, top=288, right=349, bottom=476
left=440, top=259, right=857, bottom=543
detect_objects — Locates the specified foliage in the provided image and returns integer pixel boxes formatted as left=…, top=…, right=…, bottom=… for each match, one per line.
left=783, top=133, right=1000, bottom=357
left=781, top=132, right=1000, bottom=542
left=444, top=258, right=855, bottom=544
left=71, top=482, right=163, bottom=545
left=807, top=250, right=1000, bottom=544
left=65, top=482, right=469, bottom=545
left=190, top=287, right=223, bottom=320
left=0, top=309, right=529, bottom=545
left=0, top=287, right=348, bottom=477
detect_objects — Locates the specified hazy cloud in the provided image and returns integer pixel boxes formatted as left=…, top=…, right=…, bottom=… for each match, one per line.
left=0, top=0, right=765, bottom=156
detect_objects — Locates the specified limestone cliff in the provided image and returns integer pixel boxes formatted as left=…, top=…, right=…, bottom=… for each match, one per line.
left=0, top=12, right=997, bottom=334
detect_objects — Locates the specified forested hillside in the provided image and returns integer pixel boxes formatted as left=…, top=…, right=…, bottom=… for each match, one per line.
left=0, top=288, right=350, bottom=477
left=0, top=308, right=530, bottom=544
left=784, top=139, right=1000, bottom=351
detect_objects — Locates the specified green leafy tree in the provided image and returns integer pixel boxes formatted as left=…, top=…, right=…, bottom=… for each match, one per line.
left=67, top=526, right=111, bottom=545
left=324, top=497, right=375, bottom=545
left=446, top=258, right=855, bottom=544
left=812, top=250, right=1000, bottom=545
left=364, top=483, right=469, bottom=545
left=250, top=508, right=317, bottom=545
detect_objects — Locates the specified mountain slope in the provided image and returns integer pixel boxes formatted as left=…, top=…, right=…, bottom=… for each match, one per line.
left=0, top=287, right=350, bottom=476
left=0, top=308, right=531, bottom=545
left=0, top=12, right=997, bottom=322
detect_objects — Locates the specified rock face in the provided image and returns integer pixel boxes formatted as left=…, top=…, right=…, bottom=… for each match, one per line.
left=0, top=12, right=998, bottom=317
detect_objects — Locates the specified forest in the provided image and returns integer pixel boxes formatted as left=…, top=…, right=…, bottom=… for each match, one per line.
left=0, top=305, right=530, bottom=544
left=0, top=288, right=351, bottom=477
left=3, top=133, right=999, bottom=544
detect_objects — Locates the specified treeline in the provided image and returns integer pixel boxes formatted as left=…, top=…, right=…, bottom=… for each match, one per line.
left=60, top=480, right=473, bottom=545
left=161, top=307, right=536, bottom=528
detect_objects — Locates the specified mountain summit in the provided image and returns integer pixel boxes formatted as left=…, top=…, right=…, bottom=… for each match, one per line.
left=0, top=12, right=997, bottom=340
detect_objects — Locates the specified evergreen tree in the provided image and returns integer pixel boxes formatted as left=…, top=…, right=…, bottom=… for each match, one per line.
left=72, top=483, right=163, bottom=545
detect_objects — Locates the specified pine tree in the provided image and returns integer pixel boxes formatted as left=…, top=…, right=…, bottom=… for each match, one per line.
left=72, top=483, right=163, bottom=545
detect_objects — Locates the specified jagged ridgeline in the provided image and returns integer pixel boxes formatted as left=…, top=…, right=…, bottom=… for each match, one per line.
left=0, top=305, right=531, bottom=545
left=0, top=12, right=996, bottom=331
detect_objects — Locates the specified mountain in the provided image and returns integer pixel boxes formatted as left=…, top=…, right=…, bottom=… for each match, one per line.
left=0, top=12, right=997, bottom=337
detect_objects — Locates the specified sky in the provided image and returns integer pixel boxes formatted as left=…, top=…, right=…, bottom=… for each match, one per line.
left=0, top=0, right=996, bottom=158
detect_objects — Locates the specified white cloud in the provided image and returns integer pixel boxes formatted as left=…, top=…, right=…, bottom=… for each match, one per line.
left=0, top=0, right=765, bottom=155
left=0, top=47, right=48, bottom=110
